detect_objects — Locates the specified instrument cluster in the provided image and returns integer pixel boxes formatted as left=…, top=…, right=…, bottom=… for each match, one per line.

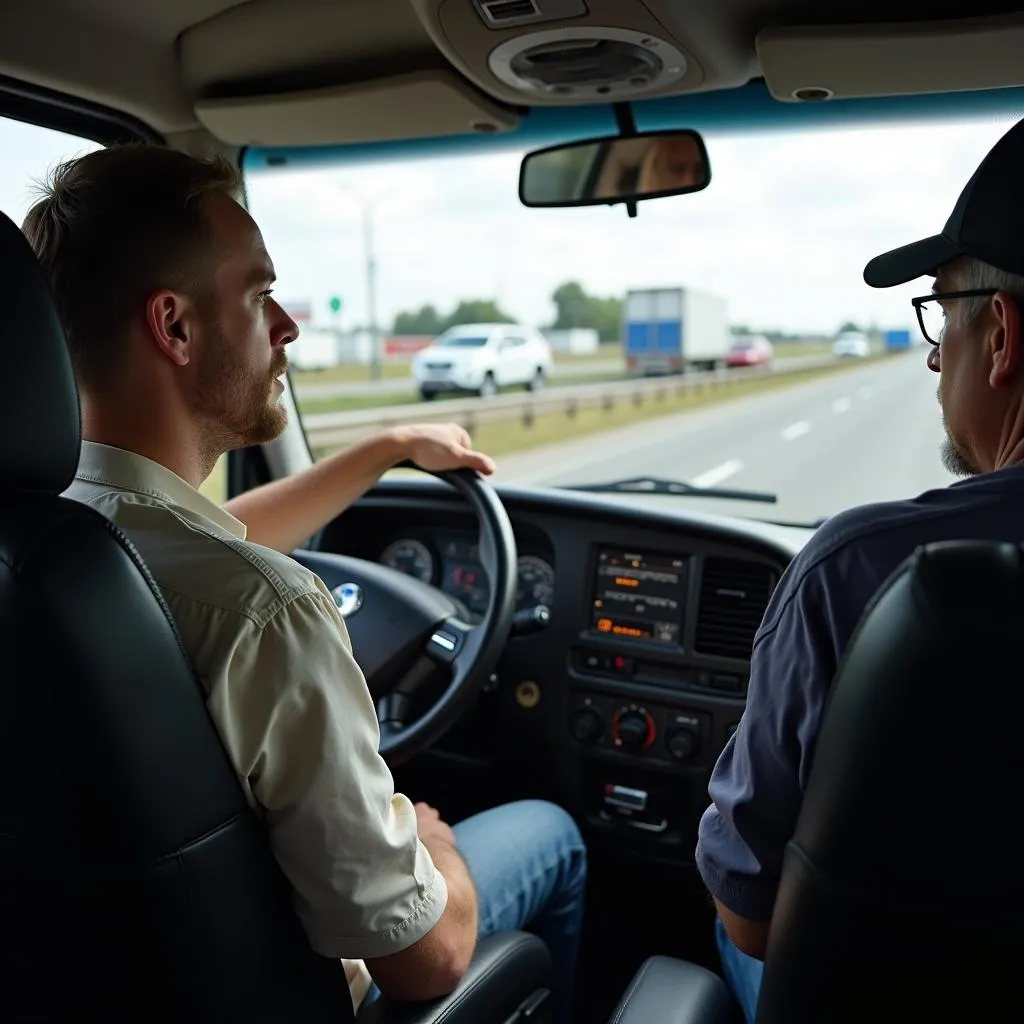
left=379, top=534, right=555, bottom=617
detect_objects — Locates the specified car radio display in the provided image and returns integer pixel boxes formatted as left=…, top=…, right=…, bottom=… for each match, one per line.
left=590, top=549, right=688, bottom=644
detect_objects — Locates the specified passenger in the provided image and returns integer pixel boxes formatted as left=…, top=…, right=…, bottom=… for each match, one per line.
left=695, top=115, right=1024, bottom=1022
left=23, top=144, right=587, bottom=1021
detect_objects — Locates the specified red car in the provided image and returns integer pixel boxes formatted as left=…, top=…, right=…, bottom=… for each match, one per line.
left=725, top=334, right=774, bottom=367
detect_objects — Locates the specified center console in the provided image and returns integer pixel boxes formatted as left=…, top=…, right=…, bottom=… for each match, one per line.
left=566, top=546, right=750, bottom=855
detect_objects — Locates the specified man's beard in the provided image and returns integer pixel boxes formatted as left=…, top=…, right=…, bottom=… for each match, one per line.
left=940, top=432, right=978, bottom=477
left=190, top=326, right=289, bottom=456
left=938, top=385, right=978, bottom=477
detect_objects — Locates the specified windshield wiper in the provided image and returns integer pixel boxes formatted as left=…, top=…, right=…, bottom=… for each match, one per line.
left=564, top=475, right=777, bottom=504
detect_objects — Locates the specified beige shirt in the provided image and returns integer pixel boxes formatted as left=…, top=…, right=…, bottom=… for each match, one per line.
left=65, top=442, right=447, bottom=1010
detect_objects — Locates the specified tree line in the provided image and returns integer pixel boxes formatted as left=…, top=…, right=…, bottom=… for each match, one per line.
left=392, top=281, right=622, bottom=341
left=393, top=286, right=871, bottom=342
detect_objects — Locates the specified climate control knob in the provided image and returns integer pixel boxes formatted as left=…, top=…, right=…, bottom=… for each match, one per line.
left=666, top=726, right=699, bottom=761
left=613, top=707, right=655, bottom=751
left=571, top=707, right=603, bottom=743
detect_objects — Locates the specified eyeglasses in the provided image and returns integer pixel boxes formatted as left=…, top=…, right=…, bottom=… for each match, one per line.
left=911, top=289, right=997, bottom=346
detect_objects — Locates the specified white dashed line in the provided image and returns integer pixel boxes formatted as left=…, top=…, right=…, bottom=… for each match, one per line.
left=832, top=397, right=852, bottom=414
left=858, top=386, right=874, bottom=399
left=780, top=420, right=811, bottom=441
left=693, top=459, right=742, bottom=488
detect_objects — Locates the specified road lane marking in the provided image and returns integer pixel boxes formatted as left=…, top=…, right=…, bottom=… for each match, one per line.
left=693, top=459, right=742, bottom=488
left=832, top=397, right=851, bottom=414
left=780, top=420, right=810, bottom=441
left=858, top=386, right=874, bottom=399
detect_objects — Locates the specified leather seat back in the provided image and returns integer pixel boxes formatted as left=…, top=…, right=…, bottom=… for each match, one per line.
left=756, top=540, right=1023, bottom=1023
left=0, top=208, right=351, bottom=1020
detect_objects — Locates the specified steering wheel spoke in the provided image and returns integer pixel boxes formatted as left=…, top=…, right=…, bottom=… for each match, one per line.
left=426, top=618, right=472, bottom=667
left=376, top=690, right=414, bottom=731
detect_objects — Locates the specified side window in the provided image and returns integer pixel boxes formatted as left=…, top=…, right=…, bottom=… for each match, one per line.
left=0, top=116, right=229, bottom=505
left=0, top=117, right=102, bottom=224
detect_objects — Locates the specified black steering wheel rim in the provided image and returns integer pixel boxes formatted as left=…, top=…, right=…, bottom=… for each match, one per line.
left=293, top=467, right=517, bottom=766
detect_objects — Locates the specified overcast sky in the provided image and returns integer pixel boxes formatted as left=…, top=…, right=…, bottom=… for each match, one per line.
left=1, top=112, right=1018, bottom=337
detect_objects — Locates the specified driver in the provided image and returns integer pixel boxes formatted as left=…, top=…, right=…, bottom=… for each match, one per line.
left=24, top=144, right=587, bottom=1020
left=694, top=115, right=1024, bottom=1022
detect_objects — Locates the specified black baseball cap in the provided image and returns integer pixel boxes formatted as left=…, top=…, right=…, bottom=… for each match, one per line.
left=863, top=115, right=1024, bottom=288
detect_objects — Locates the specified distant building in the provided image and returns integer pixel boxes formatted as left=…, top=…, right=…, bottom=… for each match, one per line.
left=543, top=327, right=599, bottom=355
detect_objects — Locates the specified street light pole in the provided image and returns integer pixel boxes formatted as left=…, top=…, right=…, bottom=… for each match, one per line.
left=362, top=203, right=381, bottom=382
left=338, top=181, right=387, bottom=382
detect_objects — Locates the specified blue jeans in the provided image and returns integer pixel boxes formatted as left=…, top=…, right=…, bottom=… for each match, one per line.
left=715, top=916, right=764, bottom=1023
left=364, top=800, right=587, bottom=1021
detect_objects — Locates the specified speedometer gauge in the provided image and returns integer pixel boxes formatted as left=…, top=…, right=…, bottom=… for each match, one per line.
left=380, top=538, right=435, bottom=584
left=516, top=555, right=555, bottom=611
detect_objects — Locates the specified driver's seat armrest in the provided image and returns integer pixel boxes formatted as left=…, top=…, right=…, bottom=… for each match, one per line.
left=609, top=957, right=736, bottom=1024
left=356, top=931, right=553, bottom=1024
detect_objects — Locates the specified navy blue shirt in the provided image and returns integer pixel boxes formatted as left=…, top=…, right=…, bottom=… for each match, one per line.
left=695, top=464, right=1024, bottom=921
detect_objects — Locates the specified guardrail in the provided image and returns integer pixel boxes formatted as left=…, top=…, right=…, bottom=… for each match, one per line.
left=300, top=354, right=868, bottom=451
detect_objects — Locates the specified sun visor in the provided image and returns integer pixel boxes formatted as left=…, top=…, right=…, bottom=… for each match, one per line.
left=757, top=14, right=1024, bottom=103
left=194, top=70, right=519, bottom=147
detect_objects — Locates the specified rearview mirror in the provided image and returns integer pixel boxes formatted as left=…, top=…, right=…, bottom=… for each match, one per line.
left=518, top=129, right=710, bottom=209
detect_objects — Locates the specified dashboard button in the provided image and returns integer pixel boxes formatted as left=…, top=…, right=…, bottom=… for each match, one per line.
left=666, top=726, right=699, bottom=761
left=571, top=708, right=603, bottom=743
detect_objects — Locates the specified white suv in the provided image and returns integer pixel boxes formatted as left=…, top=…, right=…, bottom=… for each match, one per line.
left=411, top=323, right=554, bottom=400
left=832, top=330, right=871, bottom=358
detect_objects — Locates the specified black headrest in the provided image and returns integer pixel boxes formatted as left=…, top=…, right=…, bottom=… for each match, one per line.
left=0, top=209, right=80, bottom=494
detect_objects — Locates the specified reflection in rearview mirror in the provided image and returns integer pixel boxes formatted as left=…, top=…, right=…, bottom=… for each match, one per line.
left=519, top=130, right=710, bottom=209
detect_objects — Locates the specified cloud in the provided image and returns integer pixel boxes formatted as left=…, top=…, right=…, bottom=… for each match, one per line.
left=247, top=115, right=1018, bottom=336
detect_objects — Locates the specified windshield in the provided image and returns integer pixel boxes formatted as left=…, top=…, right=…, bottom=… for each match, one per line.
left=434, top=335, right=489, bottom=348
left=244, top=113, right=1020, bottom=525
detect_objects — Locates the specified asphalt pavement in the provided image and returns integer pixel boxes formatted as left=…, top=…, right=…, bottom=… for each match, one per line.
left=491, top=352, right=957, bottom=525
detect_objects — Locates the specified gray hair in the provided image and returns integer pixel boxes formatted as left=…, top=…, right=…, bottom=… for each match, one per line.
left=946, top=256, right=1024, bottom=327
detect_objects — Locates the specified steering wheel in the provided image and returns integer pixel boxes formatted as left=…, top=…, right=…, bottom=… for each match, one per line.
left=292, top=468, right=517, bottom=766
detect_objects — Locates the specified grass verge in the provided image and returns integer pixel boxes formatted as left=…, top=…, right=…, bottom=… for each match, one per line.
left=296, top=372, right=628, bottom=416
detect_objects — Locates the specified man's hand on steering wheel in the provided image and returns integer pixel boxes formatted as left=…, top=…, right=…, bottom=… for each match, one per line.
left=392, top=423, right=496, bottom=477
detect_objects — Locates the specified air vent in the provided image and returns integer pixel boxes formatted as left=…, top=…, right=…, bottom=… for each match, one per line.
left=695, top=558, right=776, bottom=660
left=480, top=0, right=539, bottom=22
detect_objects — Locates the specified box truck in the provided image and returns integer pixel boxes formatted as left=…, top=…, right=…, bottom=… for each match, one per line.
left=624, top=287, right=730, bottom=375
left=883, top=328, right=913, bottom=353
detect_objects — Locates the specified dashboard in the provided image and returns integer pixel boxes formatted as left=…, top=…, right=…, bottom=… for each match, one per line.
left=316, top=478, right=813, bottom=865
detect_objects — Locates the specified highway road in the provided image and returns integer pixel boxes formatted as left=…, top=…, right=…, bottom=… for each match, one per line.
left=492, top=353, right=957, bottom=525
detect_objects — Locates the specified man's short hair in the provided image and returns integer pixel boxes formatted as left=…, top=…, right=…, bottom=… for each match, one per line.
left=22, top=144, right=243, bottom=391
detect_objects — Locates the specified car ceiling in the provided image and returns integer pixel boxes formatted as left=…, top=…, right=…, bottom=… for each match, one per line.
left=2, top=0, right=1024, bottom=145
